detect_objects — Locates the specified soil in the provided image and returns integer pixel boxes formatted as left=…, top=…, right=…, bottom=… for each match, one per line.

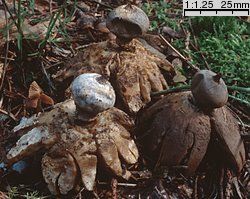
left=0, top=0, right=249, bottom=198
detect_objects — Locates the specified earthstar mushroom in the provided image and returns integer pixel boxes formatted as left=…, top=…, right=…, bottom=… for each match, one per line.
left=54, top=38, right=175, bottom=114
left=137, top=92, right=211, bottom=175
left=106, top=4, right=150, bottom=39
left=137, top=71, right=245, bottom=175
left=6, top=73, right=139, bottom=195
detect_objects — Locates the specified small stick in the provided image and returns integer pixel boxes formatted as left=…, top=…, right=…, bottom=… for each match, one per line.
left=151, top=85, right=190, bottom=97
left=228, top=94, right=250, bottom=107
left=151, top=85, right=250, bottom=97
left=219, top=167, right=224, bottom=199
left=98, top=181, right=137, bottom=187
left=1, top=0, right=19, bottom=28
left=159, top=34, right=186, bottom=60
left=181, top=24, right=198, bottom=69
left=0, top=109, right=17, bottom=121
left=232, top=177, right=243, bottom=199
left=189, top=42, right=210, bottom=70
left=75, top=43, right=92, bottom=50
left=184, top=28, right=191, bottom=51
left=159, top=34, right=199, bottom=71
left=188, top=19, right=199, bottom=48
left=227, top=86, right=250, bottom=93
left=49, top=0, right=52, bottom=14
left=74, top=187, right=85, bottom=199
left=239, top=123, right=250, bottom=129
left=41, top=61, right=55, bottom=93
left=92, top=191, right=100, bottom=199
left=187, top=19, right=210, bottom=70
left=194, top=176, right=199, bottom=199
left=229, top=104, right=250, bottom=122
left=0, top=1, right=10, bottom=92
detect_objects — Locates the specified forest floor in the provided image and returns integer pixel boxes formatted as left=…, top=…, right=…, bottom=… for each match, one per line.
left=0, top=0, right=249, bottom=198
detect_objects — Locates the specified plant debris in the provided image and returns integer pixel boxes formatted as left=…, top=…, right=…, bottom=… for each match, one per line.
left=0, top=0, right=249, bottom=198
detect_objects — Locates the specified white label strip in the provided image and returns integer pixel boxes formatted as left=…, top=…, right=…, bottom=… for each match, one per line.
left=183, top=0, right=250, bottom=16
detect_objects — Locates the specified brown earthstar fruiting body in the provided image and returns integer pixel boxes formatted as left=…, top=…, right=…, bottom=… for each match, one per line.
left=137, top=92, right=211, bottom=176
left=106, top=4, right=150, bottom=39
left=191, top=70, right=228, bottom=109
left=137, top=91, right=245, bottom=176
left=53, top=39, right=175, bottom=115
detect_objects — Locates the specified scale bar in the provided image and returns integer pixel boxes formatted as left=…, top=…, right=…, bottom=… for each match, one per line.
left=184, top=9, right=249, bottom=16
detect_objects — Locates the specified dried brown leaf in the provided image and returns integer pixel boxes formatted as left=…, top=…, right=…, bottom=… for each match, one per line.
left=28, top=81, right=42, bottom=99
left=40, top=93, right=54, bottom=105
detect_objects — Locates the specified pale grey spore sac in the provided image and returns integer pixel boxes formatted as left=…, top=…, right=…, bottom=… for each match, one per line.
left=71, top=73, right=116, bottom=120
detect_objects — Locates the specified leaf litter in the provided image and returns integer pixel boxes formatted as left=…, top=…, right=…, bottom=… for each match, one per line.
left=0, top=0, right=249, bottom=198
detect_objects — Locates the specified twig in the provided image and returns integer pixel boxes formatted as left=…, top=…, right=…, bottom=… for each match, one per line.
left=232, top=177, right=243, bottom=199
left=75, top=43, right=93, bottom=50
left=98, top=181, right=137, bottom=187
left=0, top=1, right=10, bottom=92
left=239, top=123, right=250, bottom=129
left=219, top=167, right=224, bottom=199
left=181, top=24, right=199, bottom=69
left=49, top=0, right=52, bottom=14
left=0, top=109, right=17, bottom=121
left=227, top=86, right=250, bottom=93
left=194, top=176, right=199, bottom=199
left=188, top=19, right=210, bottom=70
left=151, top=85, right=250, bottom=107
left=226, top=106, right=246, bottom=133
left=1, top=0, right=54, bottom=69
left=229, top=104, right=250, bottom=123
left=151, top=85, right=190, bottom=97
left=228, top=94, right=250, bottom=107
left=188, top=19, right=198, bottom=48
left=74, top=187, right=85, bottom=199
left=17, top=0, right=23, bottom=54
left=41, top=61, right=55, bottom=93
left=92, top=191, right=100, bottom=199
left=225, top=169, right=233, bottom=198
left=159, top=34, right=199, bottom=71
left=189, top=42, right=210, bottom=70
left=1, top=0, right=19, bottom=28
left=184, top=28, right=191, bottom=51
left=159, top=34, right=186, bottom=60
left=45, top=61, right=64, bottom=70
left=0, top=57, right=15, bottom=61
